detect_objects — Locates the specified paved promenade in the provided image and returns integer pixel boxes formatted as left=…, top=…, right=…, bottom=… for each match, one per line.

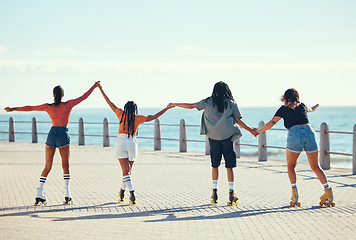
left=0, top=141, right=355, bottom=239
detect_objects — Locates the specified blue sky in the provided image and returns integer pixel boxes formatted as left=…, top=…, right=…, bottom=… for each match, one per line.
left=1, top=0, right=355, bottom=109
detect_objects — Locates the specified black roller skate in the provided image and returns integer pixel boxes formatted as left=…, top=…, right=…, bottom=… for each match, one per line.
left=34, top=195, right=47, bottom=206
left=211, top=188, right=219, bottom=205
left=129, top=190, right=137, bottom=206
left=227, top=189, right=239, bottom=206
left=118, top=189, right=125, bottom=203
left=63, top=192, right=73, bottom=205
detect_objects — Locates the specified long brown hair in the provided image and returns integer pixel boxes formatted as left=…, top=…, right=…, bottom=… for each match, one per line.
left=53, top=85, right=64, bottom=106
left=208, top=81, right=235, bottom=113
left=281, top=88, right=300, bottom=109
left=120, top=101, right=138, bottom=137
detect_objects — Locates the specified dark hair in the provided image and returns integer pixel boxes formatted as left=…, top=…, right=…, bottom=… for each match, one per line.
left=208, top=81, right=235, bottom=113
left=53, top=85, right=64, bottom=106
left=282, top=88, right=300, bottom=109
left=120, top=101, right=138, bottom=137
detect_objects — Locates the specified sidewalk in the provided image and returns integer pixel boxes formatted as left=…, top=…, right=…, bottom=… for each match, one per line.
left=0, top=141, right=355, bottom=239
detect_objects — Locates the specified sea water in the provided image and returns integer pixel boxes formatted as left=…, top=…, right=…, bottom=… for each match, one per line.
left=0, top=106, right=355, bottom=169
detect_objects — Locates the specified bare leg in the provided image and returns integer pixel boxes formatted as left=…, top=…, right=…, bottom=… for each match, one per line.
left=226, top=168, right=234, bottom=182
left=306, top=151, right=328, bottom=184
left=286, top=150, right=300, bottom=184
left=119, top=158, right=131, bottom=176
left=212, top=167, right=219, bottom=181
left=41, top=145, right=56, bottom=177
left=59, top=145, right=70, bottom=174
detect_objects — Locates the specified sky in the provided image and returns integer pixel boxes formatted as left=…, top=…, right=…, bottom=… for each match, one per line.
left=1, top=0, right=355, bottom=109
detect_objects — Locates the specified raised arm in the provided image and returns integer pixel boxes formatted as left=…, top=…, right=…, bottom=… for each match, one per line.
left=256, top=116, right=282, bottom=135
left=170, top=103, right=197, bottom=109
left=307, top=104, right=319, bottom=112
left=69, top=81, right=99, bottom=107
left=145, top=104, right=175, bottom=122
left=98, top=83, right=118, bottom=113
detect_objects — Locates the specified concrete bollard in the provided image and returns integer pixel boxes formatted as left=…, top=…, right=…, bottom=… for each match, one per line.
left=9, top=117, right=14, bottom=142
left=103, top=118, right=110, bottom=147
left=154, top=119, right=161, bottom=150
left=79, top=118, right=85, bottom=146
left=320, top=122, right=330, bottom=170
left=353, top=124, right=356, bottom=175
left=205, top=136, right=210, bottom=155
left=258, top=121, right=267, bottom=161
left=234, top=138, right=240, bottom=158
left=180, top=119, right=187, bottom=152
left=32, top=117, right=38, bottom=143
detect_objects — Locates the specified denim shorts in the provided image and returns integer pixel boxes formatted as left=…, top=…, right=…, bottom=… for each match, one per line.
left=287, top=124, right=319, bottom=153
left=209, top=136, right=236, bottom=168
left=46, top=127, right=70, bottom=148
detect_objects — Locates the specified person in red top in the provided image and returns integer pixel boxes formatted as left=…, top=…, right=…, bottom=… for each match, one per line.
left=98, top=83, right=174, bottom=205
left=4, top=81, right=100, bottom=205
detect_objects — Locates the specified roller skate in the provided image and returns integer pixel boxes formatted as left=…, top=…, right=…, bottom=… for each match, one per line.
left=34, top=188, right=47, bottom=206
left=227, top=190, right=239, bottom=206
left=118, top=189, right=125, bottom=203
left=63, top=190, right=73, bottom=205
left=129, top=190, right=137, bottom=206
left=319, top=187, right=335, bottom=207
left=211, top=188, right=219, bottom=205
left=290, top=187, right=301, bottom=207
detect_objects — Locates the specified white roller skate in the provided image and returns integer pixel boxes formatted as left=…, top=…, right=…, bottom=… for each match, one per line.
left=319, top=187, right=335, bottom=207
left=34, top=188, right=47, bottom=206
left=63, top=189, right=73, bottom=205
left=290, top=187, right=301, bottom=207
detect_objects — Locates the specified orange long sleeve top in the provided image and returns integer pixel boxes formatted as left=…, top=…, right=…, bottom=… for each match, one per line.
left=16, top=85, right=96, bottom=126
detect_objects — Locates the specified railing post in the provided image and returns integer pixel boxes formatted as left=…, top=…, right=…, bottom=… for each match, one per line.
left=319, top=122, right=330, bottom=170
left=205, top=136, right=210, bottom=155
left=353, top=124, right=356, bottom=175
left=154, top=119, right=161, bottom=150
left=32, top=117, right=38, bottom=143
left=9, top=117, right=14, bottom=142
left=79, top=117, right=85, bottom=146
left=180, top=119, right=187, bottom=152
left=103, top=118, right=110, bottom=147
left=234, top=138, right=240, bottom=158
left=258, top=121, right=267, bottom=161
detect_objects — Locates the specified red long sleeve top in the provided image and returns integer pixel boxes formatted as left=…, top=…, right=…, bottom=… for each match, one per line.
left=16, top=85, right=96, bottom=126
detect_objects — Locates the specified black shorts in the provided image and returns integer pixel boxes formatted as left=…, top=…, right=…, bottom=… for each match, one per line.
left=209, top=137, right=236, bottom=168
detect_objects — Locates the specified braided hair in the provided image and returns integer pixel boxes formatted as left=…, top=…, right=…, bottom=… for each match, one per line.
left=281, top=88, right=300, bottom=109
left=120, top=101, right=138, bottom=137
left=53, top=85, right=64, bottom=106
left=207, top=81, right=235, bottom=113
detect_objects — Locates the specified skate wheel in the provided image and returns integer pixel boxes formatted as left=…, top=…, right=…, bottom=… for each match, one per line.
left=331, top=202, right=335, bottom=207
left=227, top=202, right=232, bottom=206
left=118, top=199, right=125, bottom=203
left=319, top=201, right=324, bottom=206
left=326, top=202, right=331, bottom=207
left=129, top=201, right=137, bottom=206
left=297, top=202, right=301, bottom=207
left=290, top=201, right=295, bottom=207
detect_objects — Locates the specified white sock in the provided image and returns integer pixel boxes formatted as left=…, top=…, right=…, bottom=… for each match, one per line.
left=323, top=182, right=331, bottom=189
left=228, top=182, right=234, bottom=191
left=121, top=180, right=126, bottom=191
left=123, top=175, right=134, bottom=191
left=63, top=174, right=71, bottom=196
left=212, top=180, right=218, bottom=189
left=37, top=176, right=46, bottom=197
left=291, top=183, right=297, bottom=189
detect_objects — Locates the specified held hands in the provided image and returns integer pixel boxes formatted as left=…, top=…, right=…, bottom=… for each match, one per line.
left=94, top=81, right=101, bottom=89
left=250, top=128, right=259, bottom=137
left=167, top=103, right=176, bottom=109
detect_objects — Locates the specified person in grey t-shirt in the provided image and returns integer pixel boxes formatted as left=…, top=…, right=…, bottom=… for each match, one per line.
left=169, top=81, right=257, bottom=206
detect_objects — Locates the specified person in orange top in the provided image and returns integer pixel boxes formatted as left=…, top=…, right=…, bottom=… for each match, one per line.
left=98, top=83, right=174, bottom=205
left=4, top=81, right=100, bottom=205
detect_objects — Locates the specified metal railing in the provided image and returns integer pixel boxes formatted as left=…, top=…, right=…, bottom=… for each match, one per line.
left=1, top=117, right=355, bottom=175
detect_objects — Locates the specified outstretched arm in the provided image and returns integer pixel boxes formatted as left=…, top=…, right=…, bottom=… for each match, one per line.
left=69, top=81, right=100, bottom=106
left=256, top=116, right=282, bottom=135
left=98, top=83, right=118, bottom=113
left=170, top=103, right=197, bottom=109
left=4, top=104, right=48, bottom=112
left=307, top=104, right=319, bottom=112
left=235, top=117, right=258, bottom=137
left=145, top=104, right=175, bottom=122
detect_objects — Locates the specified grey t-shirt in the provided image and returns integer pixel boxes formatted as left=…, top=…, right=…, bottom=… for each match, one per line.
left=195, top=97, right=242, bottom=141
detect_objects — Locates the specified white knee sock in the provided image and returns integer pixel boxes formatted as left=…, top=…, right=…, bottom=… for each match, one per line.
left=37, top=176, right=47, bottom=197
left=212, top=180, right=218, bottom=189
left=291, top=183, right=297, bottom=189
left=121, top=180, right=126, bottom=191
left=123, top=175, right=134, bottom=191
left=323, top=182, right=331, bottom=189
left=63, top=174, right=71, bottom=196
left=228, top=182, right=234, bottom=191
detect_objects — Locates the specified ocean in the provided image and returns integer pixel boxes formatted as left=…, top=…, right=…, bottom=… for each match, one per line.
left=0, top=106, right=355, bottom=169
